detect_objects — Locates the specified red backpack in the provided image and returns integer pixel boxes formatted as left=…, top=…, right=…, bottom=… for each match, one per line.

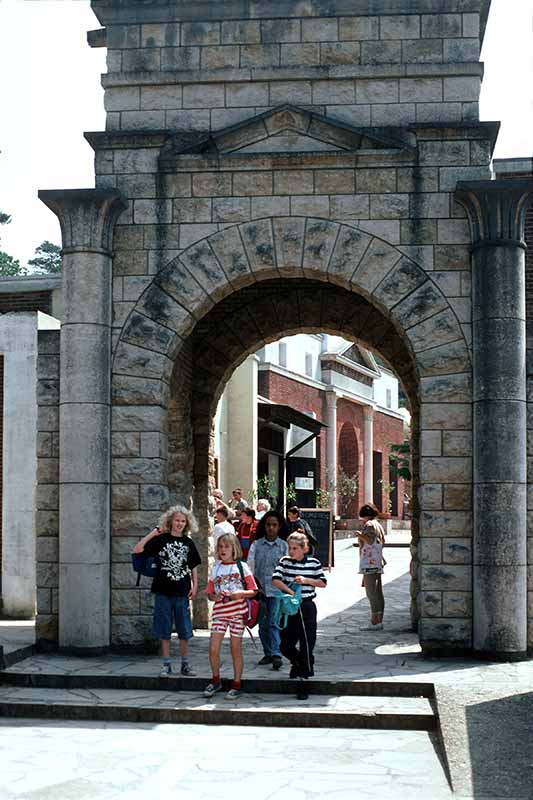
left=236, top=560, right=261, bottom=628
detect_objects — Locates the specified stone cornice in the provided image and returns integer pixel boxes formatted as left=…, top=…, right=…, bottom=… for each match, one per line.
left=101, top=60, right=484, bottom=90
left=38, top=189, right=128, bottom=255
left=92, top=0, right=486, bottom=25
left=455, top=180, right=533, bottom=249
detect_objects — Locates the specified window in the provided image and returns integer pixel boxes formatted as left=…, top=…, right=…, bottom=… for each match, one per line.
left=305, top=352, right=313, bottom=377
left=386, top=388, right=392, bottom=408
left=278, top=341, right=287, bottom=367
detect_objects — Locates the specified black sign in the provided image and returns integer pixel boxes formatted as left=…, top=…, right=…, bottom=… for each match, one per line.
left=300, top=508, right=333, bottom=568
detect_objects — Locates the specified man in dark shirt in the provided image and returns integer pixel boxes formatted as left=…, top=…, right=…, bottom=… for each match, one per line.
left=287, top=506, right=318, bottom=553
left=133, top=506, right=201, bottom=677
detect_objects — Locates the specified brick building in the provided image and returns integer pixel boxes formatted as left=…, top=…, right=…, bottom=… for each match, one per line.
left=215, top=334, right=406, bottom=517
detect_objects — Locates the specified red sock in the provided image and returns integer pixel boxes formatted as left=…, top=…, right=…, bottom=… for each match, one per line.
left=212, top=675, right=220, bottom=684
left=232, top=680, right=241, bottom=690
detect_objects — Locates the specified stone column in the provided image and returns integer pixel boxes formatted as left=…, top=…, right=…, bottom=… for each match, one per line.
left=363, top=406, right=374, bottom=504
left=39, top=189, right=127, bottom=652
left=325, top=391, right=338, bottom=514
left=456, top=179, right=533, bottom=658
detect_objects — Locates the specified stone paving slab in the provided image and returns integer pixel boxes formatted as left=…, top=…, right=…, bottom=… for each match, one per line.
left=0, top=685, right=435, bottom=729
left=2, top=541, right=533, bottom=797
left=0, top=720, right=453, bottom=800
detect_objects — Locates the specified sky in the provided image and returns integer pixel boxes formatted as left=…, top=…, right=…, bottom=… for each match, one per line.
left=0, top=0, right=532, bottom=266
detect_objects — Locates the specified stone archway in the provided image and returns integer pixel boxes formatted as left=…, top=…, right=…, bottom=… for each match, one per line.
left=111, top=216, right=472, bottom=651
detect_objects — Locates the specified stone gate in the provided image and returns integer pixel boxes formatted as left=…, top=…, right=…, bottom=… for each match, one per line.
left=36, top=0, right=532, bottom=658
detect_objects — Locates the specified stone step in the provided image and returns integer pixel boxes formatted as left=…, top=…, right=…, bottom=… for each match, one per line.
left=0, top=685, right=436, bottom=730
left=0, top=670, right=434, bottom=698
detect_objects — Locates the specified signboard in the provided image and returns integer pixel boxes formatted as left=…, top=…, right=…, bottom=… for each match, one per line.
left=300, top=508, right=334, bottom=568
left=295, top=477, right=314, bottom=490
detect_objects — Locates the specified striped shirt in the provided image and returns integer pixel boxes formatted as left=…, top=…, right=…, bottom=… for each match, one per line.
left=207, top=561, right=257, bottom=620
left=272, top=555, right=326, bottom=600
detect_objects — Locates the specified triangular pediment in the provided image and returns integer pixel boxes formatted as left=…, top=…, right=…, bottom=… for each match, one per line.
left=341, top=344, right=380, bottom=374
left=162, top=105, right=413, bottom=158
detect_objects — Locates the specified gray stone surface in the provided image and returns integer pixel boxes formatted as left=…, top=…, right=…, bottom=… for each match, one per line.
left=34, top=1, right=533, bottom=659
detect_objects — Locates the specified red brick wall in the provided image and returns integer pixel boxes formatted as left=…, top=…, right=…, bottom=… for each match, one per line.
left=0, top=356, right=3, bottom=594
left=337, top=399, right=364, bottom=515
left=259, top=369, right=405, bottom=517
left=258, top=370, right=327, bottom=487
left=0, top=291, right=52, bottom=314
left=373, top=409, right=405, bottom=516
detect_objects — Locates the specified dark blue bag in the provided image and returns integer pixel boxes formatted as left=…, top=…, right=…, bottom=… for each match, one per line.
left=132, top=553, right=158, bottom=586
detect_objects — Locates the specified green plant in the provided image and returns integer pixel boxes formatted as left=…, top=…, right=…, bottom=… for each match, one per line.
left=286, top=482, right=297, bottom=506
left=315, top=487, right=330, bottom=509
left=257, top=474, right=277, bottom=502
left=247, top=488, right=258, bottom=507
left=379, top=480, right=395, bottom=514
left=337, top=467, right=358, bottom=518
left=389, top=440, right=411, bottom=481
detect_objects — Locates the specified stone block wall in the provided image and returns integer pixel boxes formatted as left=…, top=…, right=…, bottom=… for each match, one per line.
left=98, top=9, right=483, bottom=132
left=35, top=330, right=60, bottom=644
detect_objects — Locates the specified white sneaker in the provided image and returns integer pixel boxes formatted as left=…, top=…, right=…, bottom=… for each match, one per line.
left=159, top=662, right=172, bottom=677
left=359, top=623, right=383, bottom=631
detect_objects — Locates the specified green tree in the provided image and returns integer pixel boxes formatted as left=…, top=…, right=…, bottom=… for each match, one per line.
left=389, top=440, right=411, bottom=481
left=0, top=211, right=27, bottom=276
left=0, top=251, right=27, bottom=276
left=28, top=240, right=61, bottom=274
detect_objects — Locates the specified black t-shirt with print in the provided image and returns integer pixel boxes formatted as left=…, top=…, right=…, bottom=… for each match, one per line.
left=143, top=533, right=201, bottom=597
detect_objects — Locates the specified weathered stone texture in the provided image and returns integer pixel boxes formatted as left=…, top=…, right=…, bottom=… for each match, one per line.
left=64, top=1, right=519, bottom=650
left=35, top=330, right=60, bottom=644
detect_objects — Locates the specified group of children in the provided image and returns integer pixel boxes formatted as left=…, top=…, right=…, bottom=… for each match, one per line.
left=132, top=504, right=327, bottom=701
left=132, top=500, right=385, bottom=702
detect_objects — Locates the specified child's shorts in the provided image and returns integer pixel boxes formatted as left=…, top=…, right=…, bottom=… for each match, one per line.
left=211, top=615, right=245, bottom=638
left=152, top=594, right=193, bottom=640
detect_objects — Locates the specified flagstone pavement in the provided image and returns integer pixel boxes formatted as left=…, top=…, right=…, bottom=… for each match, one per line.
left=1, top=539, right=532, bottom=799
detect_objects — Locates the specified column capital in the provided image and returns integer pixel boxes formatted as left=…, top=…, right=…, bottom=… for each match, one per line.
left=39, top=189, right=128, bottom=255
left=363, top=405, right=374, bottom=418
left=455, top=179, right=533, bottom=250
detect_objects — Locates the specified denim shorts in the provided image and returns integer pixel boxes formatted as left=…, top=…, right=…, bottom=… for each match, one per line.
left=152, top=594, right=193, bottom=640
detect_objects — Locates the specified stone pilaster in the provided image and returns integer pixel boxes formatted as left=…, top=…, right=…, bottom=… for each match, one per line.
left=456, top=179, right=533, bottom=657
left=363, top=406, right=374, bottom=505
left=39, top=189, right=127, bottom=651
left=325, top=391, right=338, bottom=515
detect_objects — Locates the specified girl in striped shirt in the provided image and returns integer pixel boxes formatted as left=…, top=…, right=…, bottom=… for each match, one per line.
left=272, top=531, right=327, bottom=700
left=204, top=533, right=258, bottom=700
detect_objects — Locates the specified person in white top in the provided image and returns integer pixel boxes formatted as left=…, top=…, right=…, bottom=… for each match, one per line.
left=213, top=507, right=235, bottom=543
left=356, top=502, right=386, bottom=632
left=255, top=498, right=271, bottom=521
left=214, top=488, right=235, bottom=520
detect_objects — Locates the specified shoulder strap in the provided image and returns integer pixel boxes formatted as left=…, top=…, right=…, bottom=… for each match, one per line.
left=236, top=559, right=246, bottom=587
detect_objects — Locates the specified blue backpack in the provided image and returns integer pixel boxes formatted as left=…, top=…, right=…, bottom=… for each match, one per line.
left=271, top=584, right=303, bottom=630
left=132, top=553, right=158, bottom=586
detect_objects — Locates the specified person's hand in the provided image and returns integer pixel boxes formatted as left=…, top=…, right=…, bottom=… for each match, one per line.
left=293, top=576, right=307, bottom=585
left=132, top=543, right=144, bottom=554
left=189, top=587, right=197, bottom=599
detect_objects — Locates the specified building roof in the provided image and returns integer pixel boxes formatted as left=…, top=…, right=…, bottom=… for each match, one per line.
left=258, top=402, right=326, bottom=435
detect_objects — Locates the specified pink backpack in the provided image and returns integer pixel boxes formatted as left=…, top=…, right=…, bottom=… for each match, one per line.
left=236, top=560, right=261, bottom=629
